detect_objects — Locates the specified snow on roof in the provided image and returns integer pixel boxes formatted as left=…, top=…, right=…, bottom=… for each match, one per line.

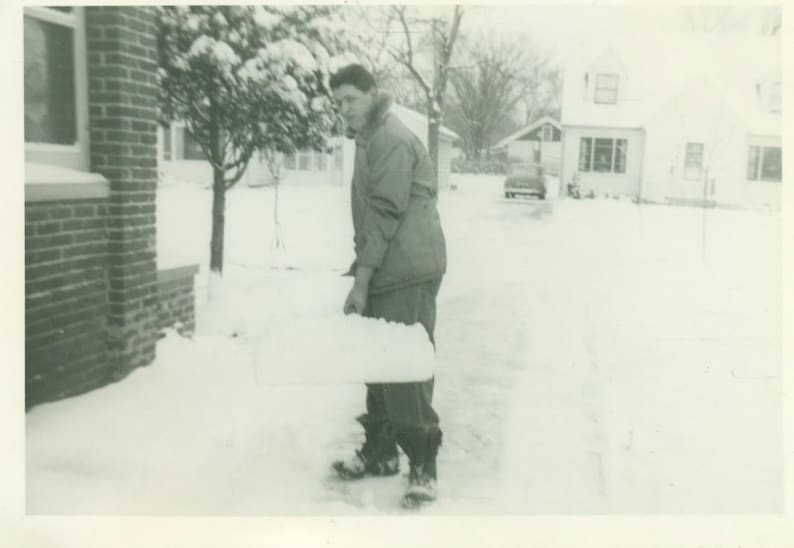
left=391, top=103, right=459, bottom=141
left=493, top=116, right=561, bottom=148
left=561, top=32, right=780, bottom=133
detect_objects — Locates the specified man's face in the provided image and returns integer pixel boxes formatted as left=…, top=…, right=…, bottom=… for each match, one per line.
left=332, top=84, right=375, bottom=132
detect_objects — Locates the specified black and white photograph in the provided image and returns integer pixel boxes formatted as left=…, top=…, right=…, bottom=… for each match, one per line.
left=4, top=0, right=792, bottom=546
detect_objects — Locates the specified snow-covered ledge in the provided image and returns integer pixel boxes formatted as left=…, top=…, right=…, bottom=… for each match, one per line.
left=157, top=263, right=200, bottom=284
left=25, top=162, right=110, bottom=202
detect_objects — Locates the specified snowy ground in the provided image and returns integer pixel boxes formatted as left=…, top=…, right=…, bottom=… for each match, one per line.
left=26, top=174, right=782, bottom=515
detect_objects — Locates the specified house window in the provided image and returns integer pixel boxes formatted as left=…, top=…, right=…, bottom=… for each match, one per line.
left=579, top=137, right=627, bottom=173
left=769, top=82, right=781, bottom=113
left=282, top=149, right=337, bottom=171
left=24, top=6, right=88, bottom=170
left=542, top=125, right=553, bottom=142
left=182, top=129, right=207, bottom=160
left=161, top=124, right=172, bottom=160
left=614, top=139, right=627, bottom=173
left=595, top=74, right=619, bottom=104
left=298, top=151, right=311, bottom=170
left=578, top=137, right=592, bottom=171
left=747, top=145, right=781, bottom=182
left=333, top=143, right=343, bottom=170
left=592, top=138, right=614, bottom=172
left=315, top=150, right=327, bottom=171
left=684, top=142, right=704, bottom=180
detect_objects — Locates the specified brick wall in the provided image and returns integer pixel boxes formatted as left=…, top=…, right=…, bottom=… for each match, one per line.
left=85, top=7, right=159, bottom=378
left=25, top=198, right=110, bottom=408
left=157, top=265, right=199, bottom=338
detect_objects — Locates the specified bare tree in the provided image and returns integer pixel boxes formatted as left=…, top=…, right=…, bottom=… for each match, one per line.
left=387, top=5, right=464, bottom=181
left=446, top=36, right=529, bottom=159
left=518, top=50, right=561, bottom=125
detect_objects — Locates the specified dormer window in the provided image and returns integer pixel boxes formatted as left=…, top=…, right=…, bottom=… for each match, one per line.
left=769, top=81, right=781, bottom=113
left=595, top=74, right=619, bottom=104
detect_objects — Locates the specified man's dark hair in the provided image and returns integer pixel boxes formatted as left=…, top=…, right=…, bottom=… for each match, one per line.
left=330, top=64, right=376, bottom=92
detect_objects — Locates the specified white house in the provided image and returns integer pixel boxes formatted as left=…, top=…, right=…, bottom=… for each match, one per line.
left=560, top=33, right=781, bottom=207
left=492, top=116, right=562, bottom=175
left=158, top=103, right=459, bottom=189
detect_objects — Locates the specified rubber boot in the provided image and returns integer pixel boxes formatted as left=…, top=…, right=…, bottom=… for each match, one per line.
left=331, top=414, right=400, bottom=480
left=399, top=428, right=442, bottom=508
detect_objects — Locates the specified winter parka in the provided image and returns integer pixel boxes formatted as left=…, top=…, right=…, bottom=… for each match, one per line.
left=347, top=93, right=447, bottom=294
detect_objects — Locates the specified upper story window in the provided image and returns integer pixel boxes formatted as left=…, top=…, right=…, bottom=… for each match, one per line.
left=594, top=74, right=619, bottom=104
left=769, top=81, right=781, bottom=113
left=542, top=124, right=553, bottom=141
left=24, top=6, right=88, bottom=171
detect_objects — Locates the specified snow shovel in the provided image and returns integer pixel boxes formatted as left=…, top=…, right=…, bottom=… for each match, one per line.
left=251, top=313, right=435, bottom=386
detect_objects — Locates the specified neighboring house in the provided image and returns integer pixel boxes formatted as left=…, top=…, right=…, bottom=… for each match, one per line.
left=560, top=33, right=781, bottom=207
left=492, top=116, right=562, bottom=175
left=158, top=122, right=347, bottom=187
left=24, top=6, right=197, bottom=409
left=158, top=103, right=459, bottom=189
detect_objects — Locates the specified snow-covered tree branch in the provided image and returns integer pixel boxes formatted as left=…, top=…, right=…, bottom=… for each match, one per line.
left=157, top=5, right=347, bottom=276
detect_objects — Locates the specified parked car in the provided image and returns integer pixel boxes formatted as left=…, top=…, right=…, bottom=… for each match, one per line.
left=504, top=163, right=546, bottom=199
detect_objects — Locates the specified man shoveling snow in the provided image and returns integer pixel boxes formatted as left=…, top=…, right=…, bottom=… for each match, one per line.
left=329, top=64, right=447, bottom=509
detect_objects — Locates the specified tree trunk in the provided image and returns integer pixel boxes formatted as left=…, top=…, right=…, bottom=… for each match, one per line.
left=209, top=107, right=225, bottom=274
left=428, top=119, right=440, bottom=184
left=210, top=164, right=226, bottom=273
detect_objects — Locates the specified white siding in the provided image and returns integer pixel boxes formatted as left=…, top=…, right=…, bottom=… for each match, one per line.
left=640, top=87, right=778, bottom=206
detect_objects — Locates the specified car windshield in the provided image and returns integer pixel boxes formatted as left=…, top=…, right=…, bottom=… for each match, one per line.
left=510, top=164, right=542, bottom=176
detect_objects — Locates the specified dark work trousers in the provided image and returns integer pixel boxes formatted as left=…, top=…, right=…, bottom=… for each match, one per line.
left=362, top=278, right=442, bottom=437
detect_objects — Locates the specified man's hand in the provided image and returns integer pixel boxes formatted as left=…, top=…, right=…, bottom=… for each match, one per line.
left=344, top=285, right=368, bottom=315
left=344, top=265, right=374, bottom=315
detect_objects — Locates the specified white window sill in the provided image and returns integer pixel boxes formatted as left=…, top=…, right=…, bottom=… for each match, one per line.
left=25, top=162, right=110, bottom=202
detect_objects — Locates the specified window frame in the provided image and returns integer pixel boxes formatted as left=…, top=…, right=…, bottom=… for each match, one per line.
left=683, top=142, right=704, bottom=181
left=747, top=145, right=781, bottom=182
left=594, top=73, right=619, bottom=104
left=579, top=136, right=627, bottom=174
left=24, top=6, right=89, bottom=171
left=160, top=124, right=172, bottom=161
left=579, top=137, right=593, bottom=171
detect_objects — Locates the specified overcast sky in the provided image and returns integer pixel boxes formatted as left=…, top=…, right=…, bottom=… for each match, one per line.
left=410, top=3, right=776, bottom=65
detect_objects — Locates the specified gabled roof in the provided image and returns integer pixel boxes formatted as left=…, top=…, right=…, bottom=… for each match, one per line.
left=391, top=104, right=459, bottom=141
left=493, top=116, right=561, bottom=148
left=561, top=32, right=781, bottom=134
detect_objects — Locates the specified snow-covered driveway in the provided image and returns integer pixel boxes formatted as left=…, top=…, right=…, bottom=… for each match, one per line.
left=26, top=175, right=782, bottom=514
